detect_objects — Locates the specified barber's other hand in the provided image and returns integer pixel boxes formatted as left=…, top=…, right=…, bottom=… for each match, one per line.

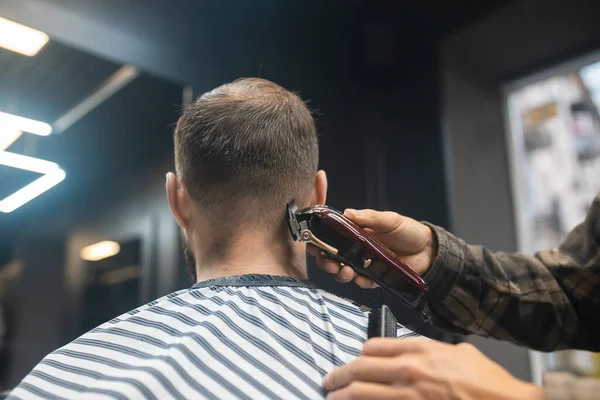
left=322, top=338, right=543, bottom=400
left=308, top=209, right=436, bottom=288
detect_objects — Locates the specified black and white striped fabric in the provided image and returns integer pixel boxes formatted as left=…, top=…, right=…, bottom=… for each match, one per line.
left=10, top=274, right=419, bottom=400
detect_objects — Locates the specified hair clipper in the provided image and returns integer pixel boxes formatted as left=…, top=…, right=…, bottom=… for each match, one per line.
left=286, top=200, right=429, bottom=320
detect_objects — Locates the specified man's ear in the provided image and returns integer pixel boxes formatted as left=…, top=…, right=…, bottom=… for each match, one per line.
left=310, top=170, right=328, bottom=206
left=166, top=172, right=192, bottom=230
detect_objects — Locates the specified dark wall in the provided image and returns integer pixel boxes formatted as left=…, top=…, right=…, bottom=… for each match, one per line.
left=61, top=153, right=180, bottom=337
left=263, top=10, right=454, bottom=336
left=3, top=74, right=183, bottom=387
left=5, top=158, right=182, bottom=388
left=7, top=236, right=66, bottom=387
left=442, top=0, right=600, bottom=383
left=323, top=19, right=452, bottom=336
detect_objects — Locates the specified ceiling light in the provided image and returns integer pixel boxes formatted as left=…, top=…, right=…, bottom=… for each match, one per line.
left=0, top=150, right=65, bottom=213
left=0, top=169, right=65, bottom=213
left=0, top=129, right=22, bottom=151
left=80, top=241, right=121, bottom=261
left=0, top=150, right=60, bottom=174
left=0, top=111, right=52, bottom=136
left=0, top=16, right=49, bottom=56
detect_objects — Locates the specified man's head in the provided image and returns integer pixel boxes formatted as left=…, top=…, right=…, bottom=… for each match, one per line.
left=166, top=78, right=327, bottom=280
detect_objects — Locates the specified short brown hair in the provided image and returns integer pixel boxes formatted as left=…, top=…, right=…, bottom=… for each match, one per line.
left=174, top=78, right=319, bottom=230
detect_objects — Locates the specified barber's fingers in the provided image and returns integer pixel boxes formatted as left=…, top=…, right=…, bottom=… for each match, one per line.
left=307, top=244, right=321, bottom=257
left=308, top=245, right=378, bottom=288
left=322, top=356, right=406, bottom=391
left=311, top=248, right=357, bottom=282
left=355, top=275, right=378, bottom=289
left=326, top=382, right=417, bottom=400
left=362, top=337, right=444, bottom=357
left=344, top=209, right=432, bottom=256
left=344, top=209, right=409, bottom=234
left=314, top=250, right=343, bottom=274
left=325, top=261, right=377, bottom=288
left=335, top=265, right=356, bottom=283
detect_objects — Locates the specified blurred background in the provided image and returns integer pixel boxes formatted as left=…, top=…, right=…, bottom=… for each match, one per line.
left=1, top=0, right=600, bottom=391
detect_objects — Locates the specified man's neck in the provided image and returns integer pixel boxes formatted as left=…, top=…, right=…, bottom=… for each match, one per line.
left=193, top=231, right=308, bottom=283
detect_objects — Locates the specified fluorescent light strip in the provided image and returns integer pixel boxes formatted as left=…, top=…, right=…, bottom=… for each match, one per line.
left=0, top=150, right=60, bottom=174
left=0, top=16, right=49, bottom=57
left=0, top=129, right=22, bottom=151
left=0, top=169, right=65, bottom=213
left=0, top=150, right=65, bottom=213
left=0, top=111, right=52, bottom=136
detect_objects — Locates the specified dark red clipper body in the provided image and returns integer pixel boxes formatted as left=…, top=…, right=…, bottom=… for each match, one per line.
left=286, top=200, right=429, bottom=318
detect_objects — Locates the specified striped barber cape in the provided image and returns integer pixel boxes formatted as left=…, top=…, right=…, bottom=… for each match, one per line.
left=10, top=274, right=420, bottom=400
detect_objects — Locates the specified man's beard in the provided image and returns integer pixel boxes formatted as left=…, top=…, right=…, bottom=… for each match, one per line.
left=180, top=230, right=197, bottom=282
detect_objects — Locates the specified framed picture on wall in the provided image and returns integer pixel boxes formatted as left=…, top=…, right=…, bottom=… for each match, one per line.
left=503, top=51, right=600, bottom=384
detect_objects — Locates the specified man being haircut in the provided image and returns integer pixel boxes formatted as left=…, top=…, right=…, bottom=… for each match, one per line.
left=11, top=78, right=418, bottom=400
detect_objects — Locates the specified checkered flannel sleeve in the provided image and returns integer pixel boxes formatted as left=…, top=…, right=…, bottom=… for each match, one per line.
left=421, top=193, right=600, bottom=352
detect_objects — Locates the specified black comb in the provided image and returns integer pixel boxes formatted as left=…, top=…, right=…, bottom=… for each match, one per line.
left=367, top=305, right=398, bottom=338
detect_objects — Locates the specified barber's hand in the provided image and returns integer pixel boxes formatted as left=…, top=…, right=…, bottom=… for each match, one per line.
left=308, top=209, right=436, bottom=288
left=322, top=338, right=543, bottom=400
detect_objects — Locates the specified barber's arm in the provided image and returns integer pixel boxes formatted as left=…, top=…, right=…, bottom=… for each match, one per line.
left=313, top=193, right=600, bottom=352
left=323, top=337, right=600, bottom=400
left=424, top=211, right=600, bottom=352
left=322, top=338, right=543, bottom=400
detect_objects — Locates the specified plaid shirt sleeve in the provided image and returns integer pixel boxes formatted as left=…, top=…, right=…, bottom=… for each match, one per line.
left=422, top=193, right=600, bottom=352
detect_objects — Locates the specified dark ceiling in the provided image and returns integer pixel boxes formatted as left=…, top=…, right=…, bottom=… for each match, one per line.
left=354, top=0, right=514, bottom=35
left=0, top=0, right=515, bottom=91
left=0, top=41, right=119, bottom=123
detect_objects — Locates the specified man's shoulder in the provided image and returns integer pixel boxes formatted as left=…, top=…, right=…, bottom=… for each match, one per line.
left=103, top=284, right=364, bottom=322
left=101, top=288, right=191, bottom=324
left=302, top=287, right=369, bottom=318
left=93, top=285, right=417, bottom=342
left=313, top=291, right=422, bottom=339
